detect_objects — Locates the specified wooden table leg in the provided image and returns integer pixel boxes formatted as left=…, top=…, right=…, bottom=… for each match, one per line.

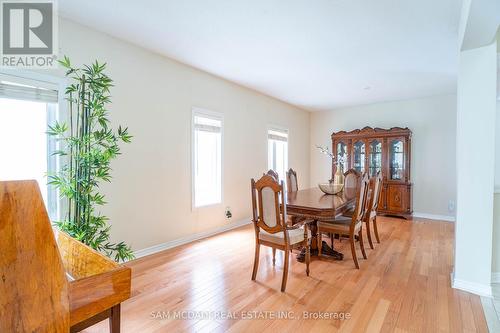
left=309, top=220, right=318, bottom=251
left=297, top=219, right=344, bottom=262
left=109, top=304, right=121, bottom=333
left=297, top=220, right=318, bottom=262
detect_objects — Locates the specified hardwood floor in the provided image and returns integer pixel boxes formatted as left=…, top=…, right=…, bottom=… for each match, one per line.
left=82, top=216, right=488, bottom=333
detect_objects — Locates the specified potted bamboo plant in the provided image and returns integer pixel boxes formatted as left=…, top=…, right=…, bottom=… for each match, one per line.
left=47, top=56, right=134, bottom=261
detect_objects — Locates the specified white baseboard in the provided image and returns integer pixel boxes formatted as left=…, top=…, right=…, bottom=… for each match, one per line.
left=132, top=218, right=251, bottom=259
left=452, top=274, right=493, bottom=298
left=491, top=272, right=500, bottom=284
left=413, top=212, right=455, bottom=222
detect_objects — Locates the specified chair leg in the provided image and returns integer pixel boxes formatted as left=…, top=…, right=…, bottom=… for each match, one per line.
left=373, top=216, right=381, bottom=243
left=109, top=303, right=121, bottom=333
left=281, top=246, right=290, bottom=292
left=272, top=248, right=276, bottom=265
left=305, top=240, right=310, bottom=276
left=252, top=243, right=260, bottom=280
left=350, top=234, right=360, bottom=269
left=359, top=228, right=367, bottom=260
left=317, top=229, right=322, bottom=257
left=365, top=220, right=374, bottom=249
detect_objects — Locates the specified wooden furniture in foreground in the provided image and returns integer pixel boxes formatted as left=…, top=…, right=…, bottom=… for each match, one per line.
left=57, top=230, right=131, bottom=333
left=0, top=180, right=131, bottom=333
left=317, top=173, right=370, bottom=268
left=332, top=126, right=412, bottom=218
left=285, top=186, right=357, bottom=261
left=0, top=180, right=70, bottom=333
left=251, top=175, right=310, bottom=292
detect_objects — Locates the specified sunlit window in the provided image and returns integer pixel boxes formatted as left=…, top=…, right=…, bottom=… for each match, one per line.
left=192, top=110, right=223, bottom=208
left=0, top=74, right=59, bottom=219
left=267, top=128, right=288, bottom=183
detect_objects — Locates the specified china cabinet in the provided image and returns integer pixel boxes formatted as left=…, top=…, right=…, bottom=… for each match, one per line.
left=332, top=126, right=412, bottom=218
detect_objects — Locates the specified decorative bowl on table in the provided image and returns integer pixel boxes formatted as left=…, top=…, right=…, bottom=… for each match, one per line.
left=318, top=183, right=344, bottom=195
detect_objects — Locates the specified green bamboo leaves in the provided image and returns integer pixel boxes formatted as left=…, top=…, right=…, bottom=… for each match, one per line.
left=48, top=56, right=134, bottom=262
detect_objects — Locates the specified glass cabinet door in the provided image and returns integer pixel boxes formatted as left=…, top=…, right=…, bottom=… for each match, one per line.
left=352, top=141, right=365, bottom=173
left=336, top=141, right=348, bottom=173
left=368, top=139, right=382, bottom=177
left=389, top=139, right=404, bottom=180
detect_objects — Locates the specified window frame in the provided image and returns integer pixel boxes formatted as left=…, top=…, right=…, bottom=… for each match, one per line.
left=0, top=69, right=68, bottom=221
left=267, top=125, right=289, bottom=184
left=191, top=107, right=224, bottom=210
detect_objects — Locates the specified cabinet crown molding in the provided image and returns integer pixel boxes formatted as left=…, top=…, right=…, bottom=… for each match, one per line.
left=331, top=126, right=412, bottom=139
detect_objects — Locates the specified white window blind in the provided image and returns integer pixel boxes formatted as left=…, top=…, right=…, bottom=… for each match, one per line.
left=267, top=128, right=288, bottom=183
left=0, top=73, right=60, bottom=220
left=0, top=74, right=58, bottom=103
left=193, top=111, right=223, bottom=208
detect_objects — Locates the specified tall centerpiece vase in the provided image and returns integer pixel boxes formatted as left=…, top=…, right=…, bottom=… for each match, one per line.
left=332, top=163, right=344, bottom=185
left=316, top=145, right=345, bottom=195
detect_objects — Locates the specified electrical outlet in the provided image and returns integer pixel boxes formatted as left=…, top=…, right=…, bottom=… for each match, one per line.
left=225, top=207, right=232, bottom=219
left=448, top=200, right=455, bottom=213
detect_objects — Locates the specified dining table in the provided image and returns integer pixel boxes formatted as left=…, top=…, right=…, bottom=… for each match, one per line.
left=285, top=187, right=357, bottom=262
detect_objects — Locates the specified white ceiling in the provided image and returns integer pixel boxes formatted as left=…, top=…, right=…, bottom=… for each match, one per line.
left=59, top=0, right=462, bottom=111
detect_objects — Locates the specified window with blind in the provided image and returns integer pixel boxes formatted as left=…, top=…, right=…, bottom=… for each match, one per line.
left=0, top=73, right=60, bottom=220
left=192, top=109, right=223, bottom=208
left=267, top=128, right=288, bottom=183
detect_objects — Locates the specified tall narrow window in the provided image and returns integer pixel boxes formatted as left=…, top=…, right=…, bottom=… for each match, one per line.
left=0, top=73, right=59, bottom=219
left=267, top=128, right=288, bottom=182
left=192, top=109, right=223, bottom=208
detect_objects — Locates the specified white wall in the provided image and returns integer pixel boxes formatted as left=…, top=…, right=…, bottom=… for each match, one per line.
left=493, top=192, right=500, bottom=276
left=54, top=19, right=311, bottom=251
left=310, top=95, right=457, bottom=218
left=454, top=41, right=497, bottom=296
left=491, top=69, right=500, bottom=275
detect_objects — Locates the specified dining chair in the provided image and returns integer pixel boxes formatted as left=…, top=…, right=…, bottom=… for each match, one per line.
left=344, top=169, right=361, bottom=189
left=251, top=174, right=311, bottom=292
left=285, top=168, right=308, bottom=227
left=341, top=171, right=383, bottom=249
left=340, top=169, right=362, bottom=219
left=317, top=173, right=370, bottom=269
left=364, top=171, right=383, bottom=249
left=264, top=169, right=280, bottom=182
left=286, top=168, right=298, bottom=192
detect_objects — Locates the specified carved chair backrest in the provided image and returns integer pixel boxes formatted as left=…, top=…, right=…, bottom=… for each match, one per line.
left=264, top=169, right=280, bottom=182
left=286, top=168, right=298, bottom=192
left=344, top=169, right=361, bottom=189
left=251, top=175, right=286, bottom=235
left=350, top=173, right=370, bottom=227
left=368, top=171, right=383, bottom=213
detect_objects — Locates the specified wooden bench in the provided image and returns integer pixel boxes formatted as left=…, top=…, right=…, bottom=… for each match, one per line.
left=0, top=180, right=131, bottom=333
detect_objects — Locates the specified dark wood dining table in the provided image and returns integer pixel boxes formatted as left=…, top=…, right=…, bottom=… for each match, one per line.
left=285, top=187, right=357, bottom=261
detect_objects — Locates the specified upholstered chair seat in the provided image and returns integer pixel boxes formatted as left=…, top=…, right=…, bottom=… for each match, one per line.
left=259, top=227, right=311, bottom=245
left=318, top=216, right=362, bottom=234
